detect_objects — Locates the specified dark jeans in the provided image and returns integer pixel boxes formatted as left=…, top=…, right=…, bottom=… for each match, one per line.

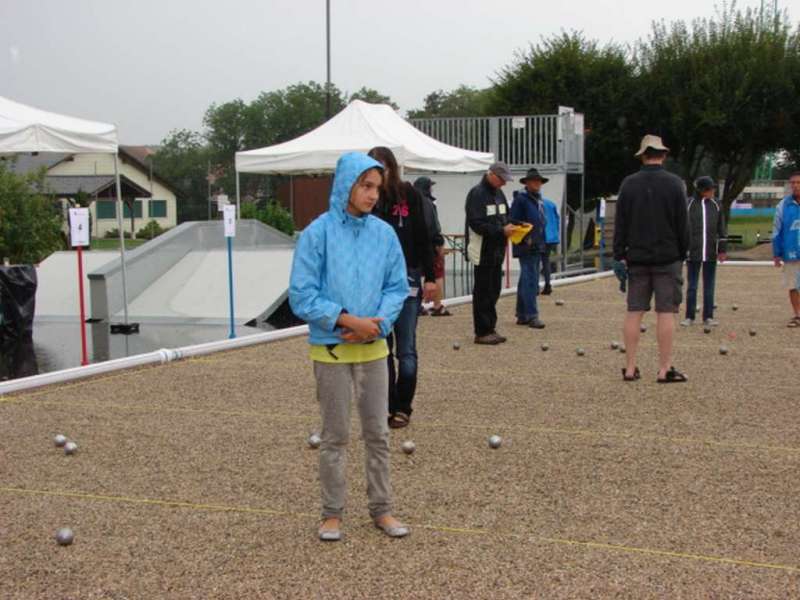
left=541, top=243, right=557, bottom=287
left=685, top=260, right=717, bottom=321
left=387, top=271, right=420, bottom=416
left=473, top=264, right=503, bottom=336
left=515, top=254, right=541, bottom=321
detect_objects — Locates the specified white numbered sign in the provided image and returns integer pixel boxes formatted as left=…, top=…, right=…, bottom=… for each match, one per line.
left=223, top=204, right=236, bottom=237
left=68, top=208, right=90, bottom=247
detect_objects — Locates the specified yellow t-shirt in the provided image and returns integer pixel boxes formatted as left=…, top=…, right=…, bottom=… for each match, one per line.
left=309, top=338, right=389, bottom=364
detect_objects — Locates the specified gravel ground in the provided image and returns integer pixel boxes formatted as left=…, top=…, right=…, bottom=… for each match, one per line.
left=2, top=265, right=799, bottom=599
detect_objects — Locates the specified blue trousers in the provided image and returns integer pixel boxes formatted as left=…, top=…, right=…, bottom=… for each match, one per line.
left=515, top=254, right=541, bottom=321
left=387, top=271, right=420, bottom=416
left=685, top=260, right=717, bottom=321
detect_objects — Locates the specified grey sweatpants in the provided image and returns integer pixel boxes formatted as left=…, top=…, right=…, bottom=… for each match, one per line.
left=313, top=359, right=393, bottom=520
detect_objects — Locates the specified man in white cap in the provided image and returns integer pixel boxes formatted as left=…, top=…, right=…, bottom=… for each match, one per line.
left=465, top=162, right=516, bottom=344
left=613, top=135, right=689, bottom=383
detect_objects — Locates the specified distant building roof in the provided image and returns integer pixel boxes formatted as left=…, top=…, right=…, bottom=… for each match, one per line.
left=43, top=175, right=151, bottom=197
left=3, top=153, right=71, bottom=174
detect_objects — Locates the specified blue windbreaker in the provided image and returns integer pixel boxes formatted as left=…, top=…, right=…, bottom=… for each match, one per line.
left=772, top=195, right=800, bottom=262
left=542, top=198, right=560, bottom=244
left=289, top=152, right=409, bottom=346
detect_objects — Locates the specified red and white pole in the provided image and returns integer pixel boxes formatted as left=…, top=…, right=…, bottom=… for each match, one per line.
left=76, top=245, right=88, bottom=366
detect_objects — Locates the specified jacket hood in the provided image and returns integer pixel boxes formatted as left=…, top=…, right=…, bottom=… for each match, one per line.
left=329, top=152, right=384, bottom=220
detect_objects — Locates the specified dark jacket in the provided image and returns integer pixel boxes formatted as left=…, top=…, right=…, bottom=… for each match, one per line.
left=465, top=176, right=510, bottom=266
left=687, top=194, right=726, bottom=262
left=510, top=189, right=547, bottom=258
left=613, top=165, right=689, bottom=266
left=374, top=181, right=435, bottom=282
left=415, top=186, right=444, bottom=248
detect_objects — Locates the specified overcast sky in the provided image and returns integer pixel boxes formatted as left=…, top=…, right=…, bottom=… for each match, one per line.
left=2, top=0, right=796, bottom=144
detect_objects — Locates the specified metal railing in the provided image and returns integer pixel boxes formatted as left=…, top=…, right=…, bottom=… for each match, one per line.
left=410, top=114, right=584, bottom=170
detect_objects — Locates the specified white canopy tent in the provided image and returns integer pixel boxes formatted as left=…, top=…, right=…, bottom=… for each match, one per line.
left=0, top=95, right=132, bottom=328
left=234, top=100, right=495, bottom=215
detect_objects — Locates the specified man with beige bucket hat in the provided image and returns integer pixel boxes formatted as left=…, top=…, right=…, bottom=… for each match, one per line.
left=613, top=135, right=689, bottom=383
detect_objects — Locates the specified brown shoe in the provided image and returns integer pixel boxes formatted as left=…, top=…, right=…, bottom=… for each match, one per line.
left=492, top=331, right=507, bottom=343
left=474, top=334, right=501, bottom=345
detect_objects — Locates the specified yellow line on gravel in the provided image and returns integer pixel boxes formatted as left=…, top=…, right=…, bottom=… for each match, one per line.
left=2, top=486, right=797, bottom=574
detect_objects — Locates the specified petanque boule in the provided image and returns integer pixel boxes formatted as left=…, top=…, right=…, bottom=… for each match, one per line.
left=703, top=326, right=712, bottom=334
left=732, top=304, right=739, bottom=311
left=555, top=299, right=564, bottom=306
left=749, top=329, right=757, bottom=337
left=63, top=442, right=78, bottom=455
left=619, top=345, right=626, bottom=353
left=576, top=348, right=585, bottom=356
left=541, top=343, right=549, bottom=352
left=401, top=440, right=416, bottom=455
left=452, top=342, right=460, bottom=351
left=640, top=324, right=647, bottom=333
left=610, top=341, right=620, bottom=350
left=488, top=435, right=502, bottom=449
left=55, top=528, right=74, bottom=546
left=307, top=433, right=321, bottom=449
left=719, top=345, right=729, bottom=355
left=53, top=434, right=67, bottom=447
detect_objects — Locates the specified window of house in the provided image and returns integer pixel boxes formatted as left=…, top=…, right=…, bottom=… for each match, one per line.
left=96, top=200, right=116, bottom=219
left=123, top=200, right=143, bottom=219
left=149, top=199, right=167, bottom=218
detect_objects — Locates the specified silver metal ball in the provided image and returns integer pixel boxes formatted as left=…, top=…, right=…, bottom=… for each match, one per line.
left=452, top=342, right=461, bottom=351
left=576, top=348, right=585, bottom=356
left=401, top=440, right=416, bottom=455
left=610, top=341, right=620, bottom=350
left=307, top=433, right=321, bottom=449
left=719, top=346, right=729, bottom=355
left=640, top=324, right=647, bottom=333
left=541, top=343, right=549, bottom=351
left=619, top=345, right=626, bottom=353
left=749, top=329, right=756, bottom=337
left=555, top=300, right=565, bottom=306
left=63, top=442, right=78, bottom=455
left=703, top=326, right=712, bottom=334
left=53, top=434, right=67, bottom=447
left=732, top=305, right=739, bottom=311
left=488, top=435, right=502, bottom=449
left=55, top=528, right=74, bottom=546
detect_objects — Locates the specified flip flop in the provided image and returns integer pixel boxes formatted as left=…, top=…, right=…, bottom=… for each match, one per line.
left=430, top=306, right=452, bottom=317
left=388, top=412, right=410, bottom=429
left=657, top=367, right=688, bottom=384
left=621, top=367, right=641, bottom=381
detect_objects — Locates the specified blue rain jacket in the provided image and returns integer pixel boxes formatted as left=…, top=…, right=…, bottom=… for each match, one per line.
left=543, top=198, right=560, bottom=244
left=289, top=152, right=409, bottom=346
left=772, top=195, right=800, bottom=262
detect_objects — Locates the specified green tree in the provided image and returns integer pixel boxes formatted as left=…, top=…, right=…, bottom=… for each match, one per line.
left=488, top=32, right=638, bottom=198
left=636, top=3, right=800, bottom=210
left=152, top=129, right=213, bottom=222
left=240, top=200, right=294, bottom=236
left=408, top=85, right=491, bottom=118
left=0, top=163, right=63, bottom=264
left=348, top=86, right=399, bottom=109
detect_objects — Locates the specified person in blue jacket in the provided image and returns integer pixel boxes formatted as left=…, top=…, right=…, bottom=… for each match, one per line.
left=772, top=171, right=800, bottom=327
left=541, top=194, right=560, bottom=295
left=289, top=152, right=411, bottom=542
left=510, top=168, right=548, bottom=328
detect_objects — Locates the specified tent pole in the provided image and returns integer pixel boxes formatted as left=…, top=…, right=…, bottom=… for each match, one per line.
left=289, top=175, right=294, bottom=220
left=235, top=170, right=241, bottom=221
left=114, top=154, right=130, bottom=325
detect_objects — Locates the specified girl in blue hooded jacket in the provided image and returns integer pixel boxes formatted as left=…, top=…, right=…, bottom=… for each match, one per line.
left=289, top=152, right=411, bottom=542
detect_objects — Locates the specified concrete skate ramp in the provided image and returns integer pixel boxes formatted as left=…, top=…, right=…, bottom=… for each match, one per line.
left=88, top=220, right=295, bottom=325
left=35, top=251, right=118, bottom=319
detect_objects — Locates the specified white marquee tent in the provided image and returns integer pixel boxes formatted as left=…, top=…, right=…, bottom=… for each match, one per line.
left=0, top=95, right=132, bottom=328
left=234, top=100, right=495, bottom=213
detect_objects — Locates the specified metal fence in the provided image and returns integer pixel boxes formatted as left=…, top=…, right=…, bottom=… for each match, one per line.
left=410, top=114, right=583, bottom=170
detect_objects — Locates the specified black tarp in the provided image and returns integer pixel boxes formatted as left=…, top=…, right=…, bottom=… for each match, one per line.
left=0, top=266, right=39, bottom=379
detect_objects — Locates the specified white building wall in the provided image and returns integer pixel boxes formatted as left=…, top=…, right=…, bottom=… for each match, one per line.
left=49, top=153, right=178, bottom=238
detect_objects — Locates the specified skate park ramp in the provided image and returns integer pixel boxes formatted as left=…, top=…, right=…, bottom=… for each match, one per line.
left=87, top=220, right=295, bottom=325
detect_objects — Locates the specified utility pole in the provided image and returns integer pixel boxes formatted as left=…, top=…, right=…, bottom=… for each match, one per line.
left=325, top=0, right=331, bottom=119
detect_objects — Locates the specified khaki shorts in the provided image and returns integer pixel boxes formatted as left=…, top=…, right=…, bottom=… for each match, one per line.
left=782, top=261, right=800, bottom=290
left=627, top=261, right=683, bottom=313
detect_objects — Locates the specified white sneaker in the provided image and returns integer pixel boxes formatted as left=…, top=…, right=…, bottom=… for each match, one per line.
left=680, top=318, right=694, bottom=327
left=703, top=318, right=719, bottom=327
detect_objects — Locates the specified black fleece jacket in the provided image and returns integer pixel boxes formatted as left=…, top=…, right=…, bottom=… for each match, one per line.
left=374, top=181, right=435, bottom=282
left=613, top=164, right=689, bottom=266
